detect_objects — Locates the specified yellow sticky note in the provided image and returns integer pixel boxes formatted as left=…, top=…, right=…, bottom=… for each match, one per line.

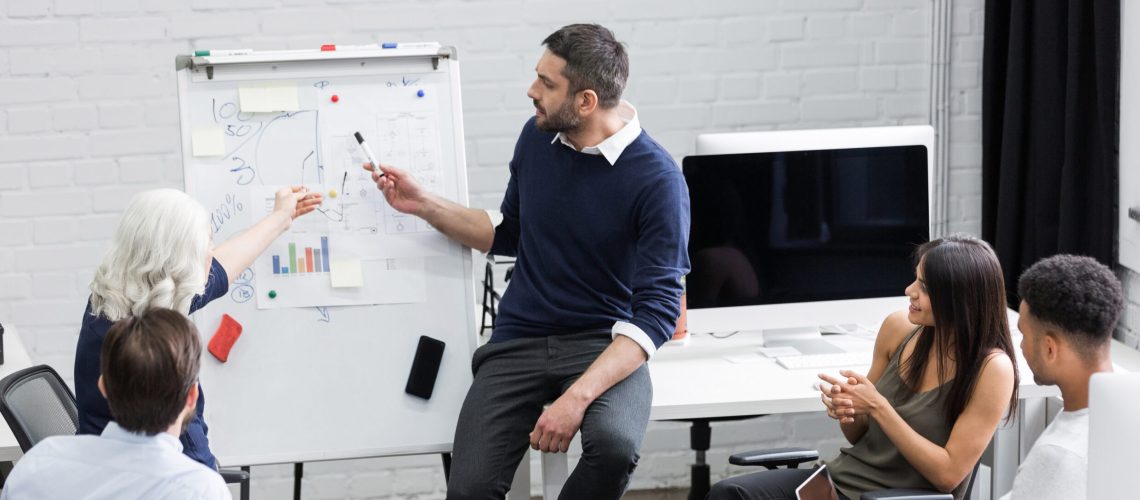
left=238, top=83, right=300, bottom=113
left=329, top=259, right=364, bottom=288
left=191, top=126, right=225, bottom=157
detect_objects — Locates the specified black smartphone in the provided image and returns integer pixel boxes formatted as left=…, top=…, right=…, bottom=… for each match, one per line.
left=405, top=335, right=445, bottom=399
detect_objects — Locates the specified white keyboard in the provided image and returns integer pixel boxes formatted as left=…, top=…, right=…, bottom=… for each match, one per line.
left=818, top=323, right=877, bottom=337
left=776, top=352, right=871, bottom=370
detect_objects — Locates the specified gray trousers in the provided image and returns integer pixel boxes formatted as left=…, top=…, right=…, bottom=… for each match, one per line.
left=446, top=331, right=652, bottom=500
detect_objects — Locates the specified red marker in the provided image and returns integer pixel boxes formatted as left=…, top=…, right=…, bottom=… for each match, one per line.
left=321, top=44, right=336, bottom=51
left=331, top=95, right=339, bottom=103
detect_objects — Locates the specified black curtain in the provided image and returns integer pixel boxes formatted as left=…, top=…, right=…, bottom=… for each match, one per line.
left=982, top=0, right=1119, bottom=306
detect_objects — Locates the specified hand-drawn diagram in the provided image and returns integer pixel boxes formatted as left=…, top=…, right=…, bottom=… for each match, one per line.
left=376, top=112, right=444, bottom=234
left=248, top=185, right=428, bottom=310
left=186, top=80, right=455, bottom=310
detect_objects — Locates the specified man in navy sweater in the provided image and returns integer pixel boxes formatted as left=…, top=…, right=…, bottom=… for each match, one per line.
left=368, top=24, right=690, bottom=499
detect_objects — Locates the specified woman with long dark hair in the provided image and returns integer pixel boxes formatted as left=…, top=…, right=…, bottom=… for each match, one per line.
left=708, top=235, right=1020, bottom=500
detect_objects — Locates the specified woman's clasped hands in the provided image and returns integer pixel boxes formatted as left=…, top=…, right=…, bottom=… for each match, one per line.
left=817, top=370, right=887, bottom=424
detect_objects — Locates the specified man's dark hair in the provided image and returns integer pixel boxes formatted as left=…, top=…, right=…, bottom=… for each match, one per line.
left=101, top=308, right=201, bottom=435
left=542, top=24, right=629, bottom=109
left=1018, top=254, right=1123, bottom=358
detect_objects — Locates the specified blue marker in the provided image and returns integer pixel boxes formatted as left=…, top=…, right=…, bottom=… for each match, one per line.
left=381, top=42, right=438, bottom=50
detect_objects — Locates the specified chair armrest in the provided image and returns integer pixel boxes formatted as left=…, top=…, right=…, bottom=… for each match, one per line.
left=860, top=489, right=953, bottom=500
left=728, top=447, right=819, bottom=469
left=220, top=468, right=250, bottom=484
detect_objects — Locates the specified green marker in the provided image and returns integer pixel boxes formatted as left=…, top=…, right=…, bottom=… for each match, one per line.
left=193, top=49, right=253, bottom=57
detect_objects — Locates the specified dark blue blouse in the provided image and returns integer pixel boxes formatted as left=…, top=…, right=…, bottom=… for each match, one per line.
left=74, top=258, right=229, bottom=470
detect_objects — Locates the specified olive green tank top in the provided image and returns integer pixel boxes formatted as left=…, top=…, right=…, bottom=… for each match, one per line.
left=824, top=327, right=968, bottom=500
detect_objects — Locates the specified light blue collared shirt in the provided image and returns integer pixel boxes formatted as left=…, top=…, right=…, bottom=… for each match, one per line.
left=0, top=422, right=231, bottom=500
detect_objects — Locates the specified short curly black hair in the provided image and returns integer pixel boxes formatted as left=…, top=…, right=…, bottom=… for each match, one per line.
left=1018, top=254, right=1123, bottom=357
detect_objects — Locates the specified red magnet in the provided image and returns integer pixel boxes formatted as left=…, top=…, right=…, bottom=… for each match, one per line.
left=331, top=94, right=339, bottom=103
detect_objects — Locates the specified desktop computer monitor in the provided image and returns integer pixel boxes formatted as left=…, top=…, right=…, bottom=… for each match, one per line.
left=683, top=126, right=933, bottom=311
left=1087, top=372, right=1140, bottom=499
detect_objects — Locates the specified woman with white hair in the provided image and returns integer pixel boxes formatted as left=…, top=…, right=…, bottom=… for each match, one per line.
left=73, top=186, right=322, bottom=470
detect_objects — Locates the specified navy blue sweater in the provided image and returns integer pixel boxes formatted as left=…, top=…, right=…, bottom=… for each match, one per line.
left=74, top=258, right=228, bottom=470
left=489, top=118, right=691, bottom=348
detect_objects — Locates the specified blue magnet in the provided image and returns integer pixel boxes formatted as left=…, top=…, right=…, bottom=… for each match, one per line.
left=416, top=89, right=425, bottom=98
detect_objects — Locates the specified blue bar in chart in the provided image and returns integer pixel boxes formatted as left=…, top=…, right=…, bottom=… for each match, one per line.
left=321, top=236, right=330, bottom=271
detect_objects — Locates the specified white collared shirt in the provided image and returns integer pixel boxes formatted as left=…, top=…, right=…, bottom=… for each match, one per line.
left=1, top=422, right=231, bottom=500
left=550, top=100, right=642, bottom=165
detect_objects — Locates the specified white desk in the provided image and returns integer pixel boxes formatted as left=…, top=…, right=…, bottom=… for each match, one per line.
left=533, top=296, right=1140, bottom=499
left=650, top=296, right=1140, bottom=499
left=0, top=325, right=35, bottom=462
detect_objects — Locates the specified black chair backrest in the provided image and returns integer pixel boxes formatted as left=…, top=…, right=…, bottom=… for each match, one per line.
left=0, top=365, right=79, bottom=452
left=962, top=460, right=981, bottom=500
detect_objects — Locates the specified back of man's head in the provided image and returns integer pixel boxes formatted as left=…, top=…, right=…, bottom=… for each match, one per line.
left=1018, top=254, right=1123, bottom=360
left=101, top=308, right=201, bottom=435
left=543, top=23, right=629, bottom=109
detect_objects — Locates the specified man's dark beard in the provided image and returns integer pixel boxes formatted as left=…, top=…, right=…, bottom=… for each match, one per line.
left=535, top=97, right=581, bottom=133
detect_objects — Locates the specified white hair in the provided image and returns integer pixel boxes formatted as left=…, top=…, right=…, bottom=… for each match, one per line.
left=90, top=189, right=212, bottom=321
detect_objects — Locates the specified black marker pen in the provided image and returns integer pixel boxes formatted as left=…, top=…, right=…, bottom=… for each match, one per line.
left=354, top=132, right=386, bottom=178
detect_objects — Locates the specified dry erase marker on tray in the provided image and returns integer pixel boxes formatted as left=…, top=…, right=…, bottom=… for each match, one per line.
left=194, top=49, right=253, bottom=57
left=381, top=42, right=438, bottom=49
left=354, top=132, right=386, bottom=178
left=321, top=44, right=383, bottom=51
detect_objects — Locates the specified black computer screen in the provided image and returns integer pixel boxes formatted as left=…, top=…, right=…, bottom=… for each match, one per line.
left=682, top=146, right=930, bottom=309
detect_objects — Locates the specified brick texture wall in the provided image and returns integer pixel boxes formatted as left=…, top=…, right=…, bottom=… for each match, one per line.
left=1116, top=268, right=1140, bottom=349
left=0, top=0, right=1008, bottom=498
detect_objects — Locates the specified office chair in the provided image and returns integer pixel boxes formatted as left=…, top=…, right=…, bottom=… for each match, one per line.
left=0, top=365, right=251, bottom=499
left=480, top=255, right=515, bottom=335
left=726, top=447, right=979, bottom=500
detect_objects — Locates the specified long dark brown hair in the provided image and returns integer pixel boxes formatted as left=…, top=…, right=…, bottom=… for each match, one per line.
left=901, top=235, right=1019, bottom=425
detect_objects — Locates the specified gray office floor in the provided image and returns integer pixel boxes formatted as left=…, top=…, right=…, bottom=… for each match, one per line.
left=623, top=489, right=688, bottom=499
left=532, top=488, right=688, bottom=499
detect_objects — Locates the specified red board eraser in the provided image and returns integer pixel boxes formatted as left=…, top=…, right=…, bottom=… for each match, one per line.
left=208, top=314, right=243, bottom=363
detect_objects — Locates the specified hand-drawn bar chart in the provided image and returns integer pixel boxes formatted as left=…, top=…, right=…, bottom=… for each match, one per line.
left=272, top=236, right=331, bottom=275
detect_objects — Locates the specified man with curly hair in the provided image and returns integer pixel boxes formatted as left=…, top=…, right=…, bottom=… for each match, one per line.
left=1000, top=254, right=1123, bottom=500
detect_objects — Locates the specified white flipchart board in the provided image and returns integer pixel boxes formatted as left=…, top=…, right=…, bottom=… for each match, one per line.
left=174, top=46, right=476, bottom=466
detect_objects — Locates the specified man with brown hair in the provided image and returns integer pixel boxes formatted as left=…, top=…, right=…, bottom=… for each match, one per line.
left=1, top=309, right=230, bottom=500
left=370, top=23, right=689, bottom=499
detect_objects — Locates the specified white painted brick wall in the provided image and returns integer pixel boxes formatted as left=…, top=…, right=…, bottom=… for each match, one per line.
left=0, top=0, right=997, bottom=498
left=1116, top=268, right=1140, bottom=349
